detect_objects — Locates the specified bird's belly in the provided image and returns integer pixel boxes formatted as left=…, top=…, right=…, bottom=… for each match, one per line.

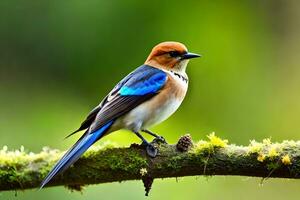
left=142, top=97, right=182, bottom=128
left=120, top=95, right=183, bottom=131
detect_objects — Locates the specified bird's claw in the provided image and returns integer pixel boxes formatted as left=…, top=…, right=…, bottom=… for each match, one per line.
left=146, top=143, right=158, bottom=158
left=153, top=136, right=167, bottom=144
left=140, top=141, right=158, bottom=157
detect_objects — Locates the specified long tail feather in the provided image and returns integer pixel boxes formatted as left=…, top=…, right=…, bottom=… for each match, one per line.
left=40, top=121, right=113, bottom=189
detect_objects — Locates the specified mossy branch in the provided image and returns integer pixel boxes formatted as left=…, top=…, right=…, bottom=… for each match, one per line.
left=1, top=134, right=300, bottom=194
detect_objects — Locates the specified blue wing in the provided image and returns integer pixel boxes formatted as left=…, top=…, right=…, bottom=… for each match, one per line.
left=119, top=68, right=167, bottom=95
left=68, top=65, right=167, bottom=136
left=40, top=65, right=167, bottom=188
left=87, top=65, right=167, bottom=134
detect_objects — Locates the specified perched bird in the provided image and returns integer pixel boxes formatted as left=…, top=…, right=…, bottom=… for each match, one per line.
left=40, top=41, right=200, bottom=188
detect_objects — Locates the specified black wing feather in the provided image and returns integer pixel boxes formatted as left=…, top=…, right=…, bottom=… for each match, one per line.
left=64, top=105, right=102, bottom=138
left=88, top=93, right=155, bottom=133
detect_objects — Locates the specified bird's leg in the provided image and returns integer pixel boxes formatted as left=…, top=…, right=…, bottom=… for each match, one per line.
left=142, top=129, right=167, bottom=144
left=142, top=129, right=159, bottom=137
left=134, top=131, right=149, bottom=146
left=133, top=131, right=158, bottom=158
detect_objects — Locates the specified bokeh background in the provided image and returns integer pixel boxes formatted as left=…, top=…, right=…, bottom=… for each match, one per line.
left=1, top=0, right=300, bottom=199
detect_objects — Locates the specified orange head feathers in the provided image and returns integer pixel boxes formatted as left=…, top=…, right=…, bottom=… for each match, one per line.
left=145, top=41, right=200, bottom=70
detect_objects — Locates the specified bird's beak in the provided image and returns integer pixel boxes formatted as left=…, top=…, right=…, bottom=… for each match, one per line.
left=181, top=52, right=201, bottom=60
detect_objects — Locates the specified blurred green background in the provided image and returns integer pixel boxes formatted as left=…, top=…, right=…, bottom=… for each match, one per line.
left=1, top=0, right=300, bottom=199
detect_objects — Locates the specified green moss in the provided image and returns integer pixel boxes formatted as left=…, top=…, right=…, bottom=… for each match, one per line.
left=192, top=133, right=228, bottom=155
left=82, top=141, right=118, bottom=158
left=267, top=147, right=279, bottom=159
left=166, top=155, right=185, bottom=172
left=154, top=163, right=163, bottom=169
left=248, top=140, right=264, bottom=154
left=98, top=149, right=147, bottom=173
left=266, top=162, right=280, bottom=171
left=207, top=133, right=228, bottom=148
left=246, top=138, right=300, bottom=163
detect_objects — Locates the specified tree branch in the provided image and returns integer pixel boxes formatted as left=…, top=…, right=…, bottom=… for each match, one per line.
left=1, top=133, right=300, bottom=194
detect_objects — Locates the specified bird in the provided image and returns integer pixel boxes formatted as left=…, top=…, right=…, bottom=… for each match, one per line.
left=40, top=41, right=201, bottom=189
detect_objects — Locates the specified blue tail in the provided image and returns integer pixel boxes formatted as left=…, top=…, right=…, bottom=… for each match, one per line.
left=40, top=121, right=113, bottom=189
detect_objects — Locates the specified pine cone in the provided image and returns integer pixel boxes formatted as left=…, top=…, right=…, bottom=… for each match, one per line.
left=176, top=134, right=193, bottom=152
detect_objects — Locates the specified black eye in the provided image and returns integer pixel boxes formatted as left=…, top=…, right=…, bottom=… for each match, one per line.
left=169, top=51, right=180, bottom=57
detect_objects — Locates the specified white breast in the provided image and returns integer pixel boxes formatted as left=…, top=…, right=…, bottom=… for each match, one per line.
left=118, top=95, right=183, bottom=132
left=143, top=96, right=183, bottom=128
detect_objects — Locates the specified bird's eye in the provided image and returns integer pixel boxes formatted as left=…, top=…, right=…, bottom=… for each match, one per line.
left=169, top=51, right=180, bottom=57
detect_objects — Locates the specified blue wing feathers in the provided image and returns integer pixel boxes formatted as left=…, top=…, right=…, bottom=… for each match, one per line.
left=40, top=121, right=113, bottom=189
left=119, top=65, right=167, bottom=96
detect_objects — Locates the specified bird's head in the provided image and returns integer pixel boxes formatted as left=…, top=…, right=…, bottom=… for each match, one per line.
left=145, top=41, right=200, bottom=72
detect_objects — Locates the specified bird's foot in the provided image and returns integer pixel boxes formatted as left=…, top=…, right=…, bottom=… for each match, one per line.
left=141, top=129, right=168, bottom=144
left=141, top=141, right=158, bottom=158
left=146, top=143, right=158, bottom=158
left=153, top=136, right=167, bottom=144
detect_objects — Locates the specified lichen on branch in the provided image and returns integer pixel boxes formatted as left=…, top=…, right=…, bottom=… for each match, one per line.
left=1, top=133, right=300, bottom=194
